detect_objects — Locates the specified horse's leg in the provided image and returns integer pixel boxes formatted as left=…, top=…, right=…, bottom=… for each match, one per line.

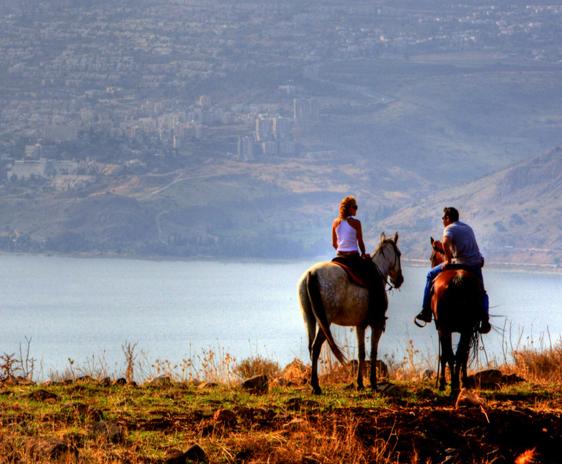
left=370, top=325, right=383, bottom=391
left=457, top=333, right=471, bottom=389
left=356, top=326, right=365, bottom=390
left=310, top=329, right=326, bottom=395
left=439, top=332, right=453, bottom=391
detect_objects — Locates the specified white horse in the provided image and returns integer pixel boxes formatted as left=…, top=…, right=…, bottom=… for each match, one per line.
left=298, top=232, right=403, bottom=394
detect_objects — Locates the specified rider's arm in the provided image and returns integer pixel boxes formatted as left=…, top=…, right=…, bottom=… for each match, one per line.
left=349, top=218, right=368, bottom=257
left=332, top=219, right=339, bottom=250
left=442, top=235, right=454, bottom=264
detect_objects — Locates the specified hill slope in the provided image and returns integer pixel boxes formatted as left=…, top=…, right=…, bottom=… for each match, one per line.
left=379, top=146, right=562, bottom=267
left=0, top=158, right=431, bottom=258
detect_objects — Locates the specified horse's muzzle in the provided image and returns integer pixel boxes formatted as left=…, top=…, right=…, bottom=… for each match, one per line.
left=392, top=274, right=404, bottom=289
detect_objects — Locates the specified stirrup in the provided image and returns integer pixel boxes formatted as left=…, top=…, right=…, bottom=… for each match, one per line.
left=479, top=321, right=491, bottom=334
left=414, top=316, right=428, bottom=328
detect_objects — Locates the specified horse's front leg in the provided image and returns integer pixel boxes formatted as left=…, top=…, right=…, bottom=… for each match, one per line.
left=370, top=326, right=383, bottom=391
left=356, top=326, right=365, bottom=390
left=439, top=332, right=453, bottom=392
left=457, top=333, right=471, bottom=389
left=310, top=330, right=326, bottom=395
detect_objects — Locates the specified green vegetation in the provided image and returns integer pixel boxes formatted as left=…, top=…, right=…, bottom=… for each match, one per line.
left=0, top=342, right=560, bottom=463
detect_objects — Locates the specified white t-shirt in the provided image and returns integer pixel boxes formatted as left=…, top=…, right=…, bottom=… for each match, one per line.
left=443, top=221, right=483, bottom=266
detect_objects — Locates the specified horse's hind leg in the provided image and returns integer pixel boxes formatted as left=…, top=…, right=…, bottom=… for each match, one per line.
left=356, top=326, right=365, bottom=390
left=310, top=330, right=326, bottom=395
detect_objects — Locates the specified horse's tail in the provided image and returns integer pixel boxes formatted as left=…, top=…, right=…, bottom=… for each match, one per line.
left=298, top=275, right=316, bottom=354
left=305, top=271, right=346, bottom=365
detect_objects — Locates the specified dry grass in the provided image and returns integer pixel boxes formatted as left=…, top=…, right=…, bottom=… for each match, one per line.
left=234, top=355, right=280, bottom=380
left=218, top=414, right=398, bottom=464
left=0, top=340, right=560, bottom=464
left=511, top=342, right=562, bottom=383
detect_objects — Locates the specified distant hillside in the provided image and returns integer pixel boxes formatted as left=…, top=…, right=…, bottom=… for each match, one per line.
left=379, top=146, right=562, bottom=268
left=0, top=157, right=431, bottom=259
left=1, top=148, right=560, bottom=266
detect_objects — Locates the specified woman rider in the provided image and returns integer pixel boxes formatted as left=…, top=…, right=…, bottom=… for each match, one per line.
left=332, top=195, right=369, bottom=261
left=332, top=196, right=384, bottom=322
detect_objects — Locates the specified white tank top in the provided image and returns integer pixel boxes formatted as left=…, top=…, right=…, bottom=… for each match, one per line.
left=336, top=218, right=359, bottom=252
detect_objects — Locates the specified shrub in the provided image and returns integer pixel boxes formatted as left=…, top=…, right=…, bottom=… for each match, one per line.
left=512, top=342, right=562, bottom=383
left=235, top=356, right=280, bottom=379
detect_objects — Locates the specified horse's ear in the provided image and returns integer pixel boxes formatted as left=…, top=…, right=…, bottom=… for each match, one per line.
left=394, top=232, right=399, bottom=244
left=380, top=232, right=386, bottom=242
left=430, top=236, right=435, bottom=245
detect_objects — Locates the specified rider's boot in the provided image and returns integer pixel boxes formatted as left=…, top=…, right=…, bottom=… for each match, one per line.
left=478, top=291, right=491, bottom=334
left=414, top=307, right=432, bottom=325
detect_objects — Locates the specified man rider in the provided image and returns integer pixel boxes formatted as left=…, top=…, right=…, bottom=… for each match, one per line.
left=415, top=207, right=491, bottom=334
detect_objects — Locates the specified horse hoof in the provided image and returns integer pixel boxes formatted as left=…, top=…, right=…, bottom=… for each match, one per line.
left=356, top=384, right=364, bottom=391
left=312, top=387, right=322, bottom=395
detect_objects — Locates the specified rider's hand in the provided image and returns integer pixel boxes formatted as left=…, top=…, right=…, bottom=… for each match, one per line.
left=361, top=253, right=370, bottom=259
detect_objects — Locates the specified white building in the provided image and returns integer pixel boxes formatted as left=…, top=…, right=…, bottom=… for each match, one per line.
left=293, top=98, right=319, bottom=124
left=273, top=117, right=293, bottom=140
left=7, top=159, right=49, bottom=180
left=237, top=136, right=255, bottom=161
left=261, top=141, right=278, bottom=155
left=24, top=143, right=42, bottom=159
left=255, top=115, right=274, bottom=142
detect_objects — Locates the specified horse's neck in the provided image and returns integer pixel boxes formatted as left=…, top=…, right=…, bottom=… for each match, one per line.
left=373, top=250, right=390, bottom=278
left=432, top=251, right=445, bottom=267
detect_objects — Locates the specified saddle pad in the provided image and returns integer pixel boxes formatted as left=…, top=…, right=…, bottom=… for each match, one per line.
left=331, top=258, right=368, bottom=288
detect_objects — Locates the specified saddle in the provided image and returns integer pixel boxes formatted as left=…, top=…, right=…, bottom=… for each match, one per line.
left=432, top=263, right=484, bottom=294
left=331, top=256, right=369, bottom=288
left=332, top=256, right=388, bottom=326
left=442, top=263, right=478, bottom=272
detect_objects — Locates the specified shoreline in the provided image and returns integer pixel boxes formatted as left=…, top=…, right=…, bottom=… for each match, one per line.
left=1, top=250, right=560, bottom=274
left=404, top=258, right=562, bottom=274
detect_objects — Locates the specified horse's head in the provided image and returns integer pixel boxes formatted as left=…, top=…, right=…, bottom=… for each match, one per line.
left=430, top=237, right=445, bottom=267
left=373, top=232, right=404, bottom=289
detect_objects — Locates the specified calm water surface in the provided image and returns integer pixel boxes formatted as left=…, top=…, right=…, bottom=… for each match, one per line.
left=0, top=254, right=560, bottom=377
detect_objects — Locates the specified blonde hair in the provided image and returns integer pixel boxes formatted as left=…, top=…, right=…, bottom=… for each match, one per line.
left=338, top=195, right=357, bottom=219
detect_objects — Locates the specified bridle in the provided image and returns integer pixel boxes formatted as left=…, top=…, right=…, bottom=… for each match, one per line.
left=375, top=240, right=402, bottom=291
left=430, top=241, right=445, bottom=267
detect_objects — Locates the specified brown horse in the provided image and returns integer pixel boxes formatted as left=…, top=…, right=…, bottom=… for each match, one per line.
left=429, top=238, right=482, bottom=393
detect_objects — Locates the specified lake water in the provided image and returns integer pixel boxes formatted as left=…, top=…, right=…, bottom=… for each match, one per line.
left=1, top=254, right=560, bottom=379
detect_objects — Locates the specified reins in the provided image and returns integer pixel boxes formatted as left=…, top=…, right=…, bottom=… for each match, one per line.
left=375, top=241, right=400, bottom=292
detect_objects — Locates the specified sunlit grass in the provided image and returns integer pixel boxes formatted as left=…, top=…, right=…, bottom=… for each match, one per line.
left=0, top=336, right=560, bottom=463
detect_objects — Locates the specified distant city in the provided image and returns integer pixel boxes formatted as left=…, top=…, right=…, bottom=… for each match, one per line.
left=1, top=0, right=561, bottom=262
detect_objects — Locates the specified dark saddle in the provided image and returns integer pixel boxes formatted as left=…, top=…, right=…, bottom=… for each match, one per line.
left=442, top=263, right=478, bottom=272
left=331, top=256, right=370, bottom=288
left=332, top=256, right=388, bottom=325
